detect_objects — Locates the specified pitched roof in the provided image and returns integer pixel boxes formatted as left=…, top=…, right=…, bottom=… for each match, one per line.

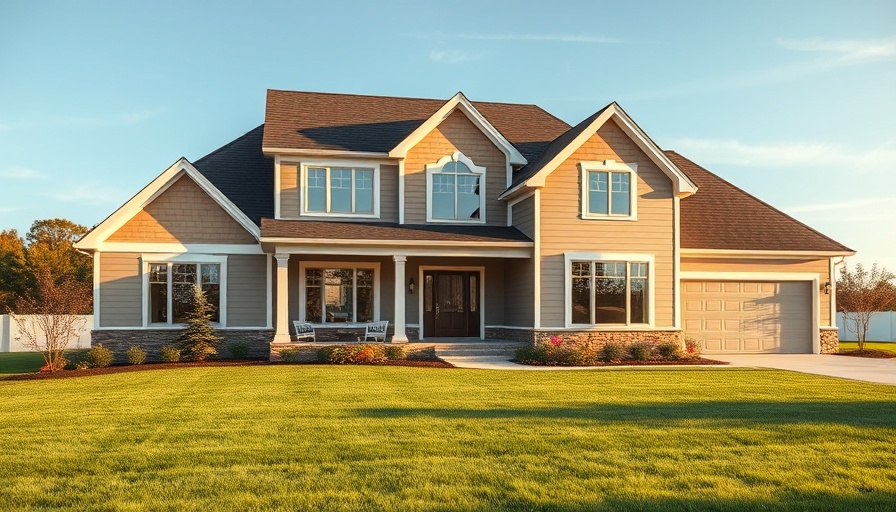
left=261, top=219, right=532, bottom=243
left=670, top=151, right=853, bottom=253
left=193, top=125, right=274, bottom=225
left=262, top=90, right=570, bottom=162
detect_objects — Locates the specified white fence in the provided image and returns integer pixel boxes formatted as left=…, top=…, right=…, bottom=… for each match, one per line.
left=0, top=314, right=93, bottom=352
left=837, top=312, right=896, bottom=342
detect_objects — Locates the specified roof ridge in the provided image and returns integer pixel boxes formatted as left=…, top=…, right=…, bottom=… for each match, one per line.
left=667, top=150, right=853, bottom=252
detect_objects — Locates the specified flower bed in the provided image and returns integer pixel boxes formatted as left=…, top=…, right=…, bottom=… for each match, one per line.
left=514, top=336, right=726, bottom=366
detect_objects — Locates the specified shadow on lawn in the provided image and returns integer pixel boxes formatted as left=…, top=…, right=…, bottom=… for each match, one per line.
left=358, top=400, right=896, bottom=427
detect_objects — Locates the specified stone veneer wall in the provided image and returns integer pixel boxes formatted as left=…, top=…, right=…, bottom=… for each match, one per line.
left=819, top=328, right=839, bottom=354
left=92, top=329, right=274, bottom=363
left=485, top=328, right=683, bottom=348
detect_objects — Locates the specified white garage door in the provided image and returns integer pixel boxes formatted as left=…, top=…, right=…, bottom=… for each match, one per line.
left=682, top=281, right=813, bottom=353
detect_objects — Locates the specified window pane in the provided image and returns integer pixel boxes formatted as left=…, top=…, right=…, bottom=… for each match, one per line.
left=201, top=264, right=220, bottom=284
left=424, top=275, right=433, bottom=312
left=595, top=274, right=626, bottom=324
left=330, top=169, right=352, bottom=213
left=202, top=283, right=220, bottom=323
left=172, top=284, right=194, bottom=323
left=588, top=171, right=609, bottom=215
left=470, top=275, right=478, bottom=313
left=354, top=169, right=374, bottom=213
left=571, top=262, right=591, bottom=324
left=325, top=269, right=353, bottom=322
left=456, top=175, right=481, bottom=220
left=630, top=277, right=648, bottom=324
left=307, top=168, right=327, bottom=212
left=357, top=269, right=373, bottom=322
left=305, top=269, right=322, bottom=323
left=611, top=173, right=631, bottom=215
left=432, top=174, right=456, bottom=219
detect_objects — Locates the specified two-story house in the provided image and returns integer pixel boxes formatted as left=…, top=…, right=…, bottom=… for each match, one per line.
left=74, top=90, right=854, bottom=360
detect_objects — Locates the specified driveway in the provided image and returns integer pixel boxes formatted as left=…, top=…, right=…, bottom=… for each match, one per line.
left=710, top=354, right=896, bottom=385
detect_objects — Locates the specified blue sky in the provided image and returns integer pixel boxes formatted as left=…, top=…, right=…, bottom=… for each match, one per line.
left=1, top=0, right=894, bottom=269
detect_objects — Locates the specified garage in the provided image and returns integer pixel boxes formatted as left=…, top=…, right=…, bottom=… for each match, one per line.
left=682, top=280, right=814, bottom=353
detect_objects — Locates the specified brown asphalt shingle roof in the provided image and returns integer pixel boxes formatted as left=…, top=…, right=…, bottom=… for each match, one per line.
left=670, top=151, right=853, bottom=253
left=261, top=219, right=532, bottom=243
left=262, top=90, right=571, bottom=162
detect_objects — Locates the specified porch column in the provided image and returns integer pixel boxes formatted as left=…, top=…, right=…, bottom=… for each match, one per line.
left=392, top=255, right=408, bottom=343
left=273, top=253, right=291, bottom=343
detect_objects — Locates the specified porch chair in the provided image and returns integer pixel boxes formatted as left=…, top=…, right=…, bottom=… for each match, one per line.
left=359, top=320, right=389, bottom=343
left=292, top=321, right=316, bottom=342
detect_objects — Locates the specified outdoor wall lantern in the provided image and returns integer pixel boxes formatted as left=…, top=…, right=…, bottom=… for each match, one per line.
left=408, top=277, right=416, bottom=295
left=823, top=282, right=831, bottom=295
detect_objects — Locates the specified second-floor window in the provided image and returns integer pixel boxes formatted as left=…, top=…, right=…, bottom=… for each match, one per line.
left=302, top=165, right=378, bottom=217
left=425, top=152, right=486, bottom=223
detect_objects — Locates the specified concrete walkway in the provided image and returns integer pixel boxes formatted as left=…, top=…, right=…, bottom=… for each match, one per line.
left=710, top=354, right=896, bottom=385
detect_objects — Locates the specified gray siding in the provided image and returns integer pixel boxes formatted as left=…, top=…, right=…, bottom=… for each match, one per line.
left=512, top=195, right=535, bottom=239
left=99, top=252, right=142, bottom=327
left=504, top=257, right=534, bottom=326
left=227, top=254, right=268, bottom=327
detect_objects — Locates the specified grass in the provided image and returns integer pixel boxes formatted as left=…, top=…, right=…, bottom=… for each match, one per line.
left=1, top=366, right=895, bottom=511
left=0, top=350, right=87, bottom=375
left=839, top=341, right=896, bottom=355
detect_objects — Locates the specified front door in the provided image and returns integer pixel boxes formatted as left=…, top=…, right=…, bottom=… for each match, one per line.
left=423, top=271, right=480, bottom=338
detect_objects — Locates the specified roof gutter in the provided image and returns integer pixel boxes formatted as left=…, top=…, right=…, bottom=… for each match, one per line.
left=681, top=248, right=856, bottom=259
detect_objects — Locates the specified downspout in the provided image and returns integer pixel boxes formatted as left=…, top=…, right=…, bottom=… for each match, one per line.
left=830, top=256, right=847, bottom=329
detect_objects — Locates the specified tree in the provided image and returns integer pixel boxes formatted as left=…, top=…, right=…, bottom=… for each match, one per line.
left=836, top=262, right=896, bottom=351
left=25, top=218, right=92, bottom=284
left=177, top=285, right=221, bottom=361
left=11, top=268, right=92, bottom=372
left=0, top=229, right=28, bottom=312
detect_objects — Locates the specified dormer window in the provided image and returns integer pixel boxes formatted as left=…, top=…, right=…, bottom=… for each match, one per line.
left=426, top=152, right=486, bottom=223
left=579, top=160, right=638, bottom=220
left=300, top=163, right=379, bottom=218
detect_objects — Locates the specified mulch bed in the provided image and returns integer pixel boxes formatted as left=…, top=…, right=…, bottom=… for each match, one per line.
left=833, top=349, right=896, bottom=359
left=516, top=357, right=729, bottom=367
left=2, top=359, right=453, bottom=381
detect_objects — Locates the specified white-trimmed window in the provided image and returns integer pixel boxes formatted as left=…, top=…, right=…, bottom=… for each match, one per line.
left=299, top=261, right=380, bottom=324
left=566, top=253, right=653, bottom=327
left=579, top=160, right=638, bottom=220
left=145, top=255, right=227, bottom=326
left=426, top=152, right=486, bottom=223
left=301, top=163, right=379, bottom=217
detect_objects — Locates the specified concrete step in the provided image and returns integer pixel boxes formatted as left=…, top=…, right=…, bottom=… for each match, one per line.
left=430, top=342, right=526, bottom=358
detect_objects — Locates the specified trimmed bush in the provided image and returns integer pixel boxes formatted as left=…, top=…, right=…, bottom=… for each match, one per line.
left=629, top=342, right=652, bottom=361
left=126, top=346, right=147, bottom=365
left=685, top=337, right=702, bottom=358
left=515, top=346, right=548, bottom=364
left=601, top=343, right=624, bottom=363
left=83, top=344, right=114, bottom=368
left=656, top=341, right=682, bottom=360
left=228, top=341, right=250, bottom=360
left=281, top=348, right=302, bottom=363
left=384, top=345, right=406, bottom=361
left=160, top=345, right=181, bottom=363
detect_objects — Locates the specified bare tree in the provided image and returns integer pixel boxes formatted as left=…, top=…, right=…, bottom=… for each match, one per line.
left=9, top=267, right=92, bottom=372
left=837, top=263, right=896, bottom=351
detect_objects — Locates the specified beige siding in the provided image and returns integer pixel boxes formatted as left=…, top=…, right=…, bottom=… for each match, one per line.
left=99, top=252, right=142, bottom=327
left=512, top=195, right=535, bottom=239
left=280, top=163, right=299, bottom=218
left=681, top=257, right=832, bottom=325
left=108, top=175, right=256, bottom=244
left=278, top=163, right=399, bottom=222
left=404, top=110, right=508, bottom=225
left=504, top=257, right=534, bottom=326
left=227, top=255, right=268, bottom=327
left=539, top=119, right=675, bottom=327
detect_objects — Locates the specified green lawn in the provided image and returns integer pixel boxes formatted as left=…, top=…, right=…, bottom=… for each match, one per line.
left=0, top=350, right=88, bottom=375
left=839, top=341, right=896, bottom=355
left=1, top=366, right=895, bottom=511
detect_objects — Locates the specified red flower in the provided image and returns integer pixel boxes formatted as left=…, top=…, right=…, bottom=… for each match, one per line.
left=549, top=335, right=563, bottom=346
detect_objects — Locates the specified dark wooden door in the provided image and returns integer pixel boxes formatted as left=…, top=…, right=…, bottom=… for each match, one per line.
left=423, top=271, right=480, bottom=338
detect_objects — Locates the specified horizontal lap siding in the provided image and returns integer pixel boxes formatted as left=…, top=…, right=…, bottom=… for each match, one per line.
left=279, top=163, right=399, bottom=222
left=512, top=195, right=535, bottom=239
left=540, top=120, right=675, bottom=327
left=505, top=196, right=535, bottom=326
left=107, top=175, right=255, bottom=244
left=405, top=110, right=508, bottom=225
left=99, top=252, right=142, bottom=327
left=227, top=255, right=268, bottom=327
left=681, top=257, right=832, bottom=325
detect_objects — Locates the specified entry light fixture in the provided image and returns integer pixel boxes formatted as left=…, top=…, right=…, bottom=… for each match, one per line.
left=823, top=282, right=831, bottom=295
left=409, top=277, right=416, bottom=295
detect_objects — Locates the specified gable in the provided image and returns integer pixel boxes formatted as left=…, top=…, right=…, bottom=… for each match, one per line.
left=107, top=174, right=257, bottom=244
